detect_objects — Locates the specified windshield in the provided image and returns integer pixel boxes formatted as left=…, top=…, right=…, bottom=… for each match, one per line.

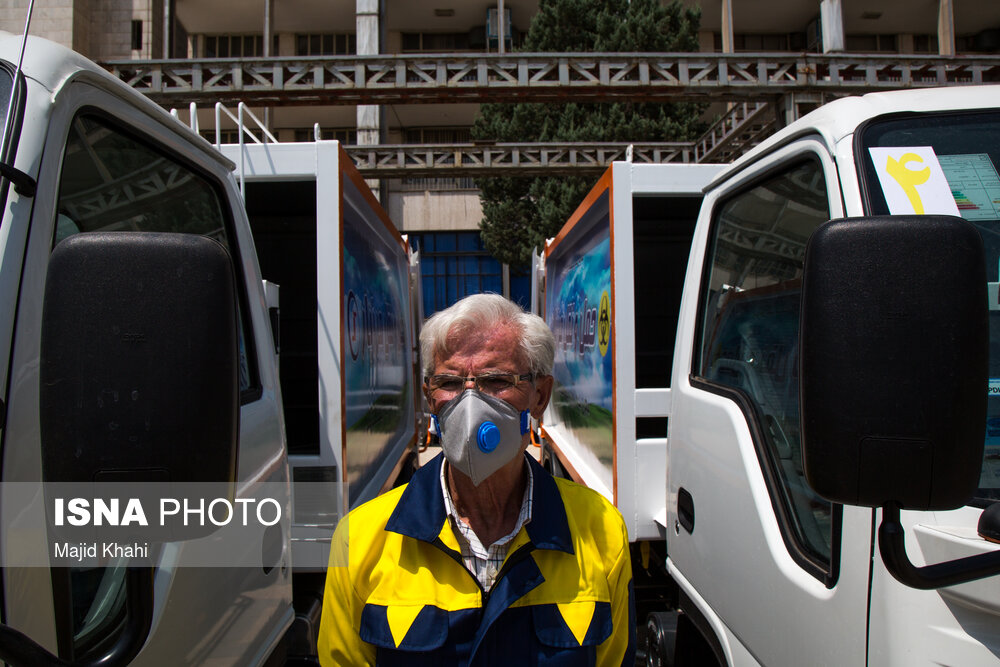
left=858, top=109, right=1000, bottom=506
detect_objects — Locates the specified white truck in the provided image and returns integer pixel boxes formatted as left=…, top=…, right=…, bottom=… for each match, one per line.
left=0, top=33, right=421, bottom=665
left=537, top=86, right=1000, bottom=665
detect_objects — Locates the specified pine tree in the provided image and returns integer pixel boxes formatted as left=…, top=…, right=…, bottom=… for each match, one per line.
left=472, top=0, right=704, bottom=268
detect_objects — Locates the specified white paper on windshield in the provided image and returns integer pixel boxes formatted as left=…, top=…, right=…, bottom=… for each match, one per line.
left=869, top=147, right=961, bottom=216
left=985, top=382, right=1000, bottom=489
left=990, top=282, right=1000, bottom=311
left=937, top=153, right=1000, bottom=221
left=982, top=442, right=1000, bottom=489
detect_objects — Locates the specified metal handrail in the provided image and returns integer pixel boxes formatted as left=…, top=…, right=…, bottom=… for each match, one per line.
left=107, top=52, right=1000, bottom=107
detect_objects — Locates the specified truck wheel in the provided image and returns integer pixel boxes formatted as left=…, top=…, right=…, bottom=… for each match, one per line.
left=645, top=612, right=677, bottom=667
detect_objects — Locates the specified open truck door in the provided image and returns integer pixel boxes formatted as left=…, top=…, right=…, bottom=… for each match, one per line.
left=540, top=161, right=723, bottom=541
left=0, top=40, right=291, bottom=663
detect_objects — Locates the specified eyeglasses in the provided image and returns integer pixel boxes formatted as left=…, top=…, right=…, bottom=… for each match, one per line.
left=425, top=373, right=534, bottom=398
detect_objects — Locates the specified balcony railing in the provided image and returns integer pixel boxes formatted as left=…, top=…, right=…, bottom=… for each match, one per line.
left=343, top=142, right=701, bottom=176
left=106, top=52, right=1000, bottom=107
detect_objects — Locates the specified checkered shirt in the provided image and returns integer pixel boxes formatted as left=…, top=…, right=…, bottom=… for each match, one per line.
left=440, top=456, right=534, bottom=592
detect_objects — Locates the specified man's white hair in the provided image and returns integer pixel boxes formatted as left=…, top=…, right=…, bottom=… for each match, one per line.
left=420, top=293, right=555, bottom=378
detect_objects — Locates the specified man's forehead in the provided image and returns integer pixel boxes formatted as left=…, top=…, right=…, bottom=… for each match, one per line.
left=437, top=323, right=525, bottom=368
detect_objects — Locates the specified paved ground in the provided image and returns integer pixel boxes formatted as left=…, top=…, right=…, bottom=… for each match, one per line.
left=418, top=443, right=442, bottom=466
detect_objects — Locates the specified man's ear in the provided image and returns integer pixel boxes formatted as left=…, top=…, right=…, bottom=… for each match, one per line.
left=529, top=375, right=554, bottom=419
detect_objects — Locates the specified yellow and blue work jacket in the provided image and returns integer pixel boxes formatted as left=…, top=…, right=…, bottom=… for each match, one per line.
left=318, top=453, right=635, bottom=666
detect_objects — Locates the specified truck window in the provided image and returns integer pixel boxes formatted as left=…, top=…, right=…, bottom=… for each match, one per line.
left=0, top=63, right=16, bottom=215
left=54, top=113, right=258, bottom=399
left=696, top=158, right=836, bottom=572
left=0, top=65, right=10, bottom=131
left=50, top=112, right=260, bottom=660
left=858, top=110, right=1000, bottom=506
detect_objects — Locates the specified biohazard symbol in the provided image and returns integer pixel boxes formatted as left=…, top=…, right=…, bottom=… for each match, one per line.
left=598, top=290, right=611, bottom=357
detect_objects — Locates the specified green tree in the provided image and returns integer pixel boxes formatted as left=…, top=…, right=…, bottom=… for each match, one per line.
left=472, top=0, right=704, bottom=268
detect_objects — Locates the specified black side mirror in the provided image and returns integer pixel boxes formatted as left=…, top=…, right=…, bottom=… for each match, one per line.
left=800, top=215, right=987, bottom=509
left=41, top=232, right=239, bottom=539
left=800, top=215, right=999, bottom=589
left=37, top=232, right=240, bottom=666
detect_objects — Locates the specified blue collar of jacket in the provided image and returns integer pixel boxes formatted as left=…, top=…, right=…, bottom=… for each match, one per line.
left=384, top=452, right=574, bottom=556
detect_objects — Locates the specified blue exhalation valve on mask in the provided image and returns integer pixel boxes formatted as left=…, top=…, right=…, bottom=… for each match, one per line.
left=477, top=421, right=501, bottom=452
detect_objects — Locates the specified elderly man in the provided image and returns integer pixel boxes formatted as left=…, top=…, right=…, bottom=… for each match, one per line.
left=318, top=293, right=635, bottom=665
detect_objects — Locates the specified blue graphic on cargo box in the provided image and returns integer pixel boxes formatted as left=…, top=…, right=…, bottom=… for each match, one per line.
left=546, top=219, right=613, bottom=469
left=342, top=216, right=411, bottom=504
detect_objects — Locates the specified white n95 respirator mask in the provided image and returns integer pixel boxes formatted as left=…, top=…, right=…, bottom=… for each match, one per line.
left=432, top=389, right=530, bottom=486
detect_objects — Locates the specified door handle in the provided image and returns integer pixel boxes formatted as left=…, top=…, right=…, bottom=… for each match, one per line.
left=678, top=487, right=695, bottom=534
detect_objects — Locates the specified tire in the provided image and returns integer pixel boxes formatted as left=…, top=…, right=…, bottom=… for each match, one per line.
left=645, top=612, right=677, bottom=667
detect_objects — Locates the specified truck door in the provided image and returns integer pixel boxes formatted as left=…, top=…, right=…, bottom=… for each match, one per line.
left=0, top=80, right=291, bottom=664
left=667, top=138, right=873, bottom=665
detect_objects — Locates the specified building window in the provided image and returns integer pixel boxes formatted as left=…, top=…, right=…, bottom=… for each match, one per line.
left=844, top=34, right=898, bottom=52
left=913, top=34, right=939, bottom=53
left=131, top=20, right=143, bottom=51
left=396, top=26, right=523, bottom=52
left=954, top=34, right=999, bottom=53
left=403, top=127, right=471, bottom=144
left=295, top=34, right=356, bottom=56
left=410, top=232, right=504, bottom=318
left=400, top=128, right=475, bottom=190
left=738, top=33, right=792, bottom=51
left=203, top=34, right=265, bottom=58
left=713, top=32, right=807, bottom=52
left=401, top=32, right=466, bottom=52
left=293, top=128, right=358, bottom=144
left=199, top=129, right=266, bottom=145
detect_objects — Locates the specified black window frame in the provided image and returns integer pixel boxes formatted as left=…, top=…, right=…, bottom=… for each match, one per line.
left=0, top=59, right=24, bottom=224
left=131, top=20, right=143, bottom=51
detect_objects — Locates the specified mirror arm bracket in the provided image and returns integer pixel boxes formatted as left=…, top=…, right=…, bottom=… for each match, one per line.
left=0, top=623, right=72, bottom=666
left=879, top=505, right=1000, bottom=590
left=0, top=161, right=36, bottom=197
left=0, top=567, right=154, bottom=666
